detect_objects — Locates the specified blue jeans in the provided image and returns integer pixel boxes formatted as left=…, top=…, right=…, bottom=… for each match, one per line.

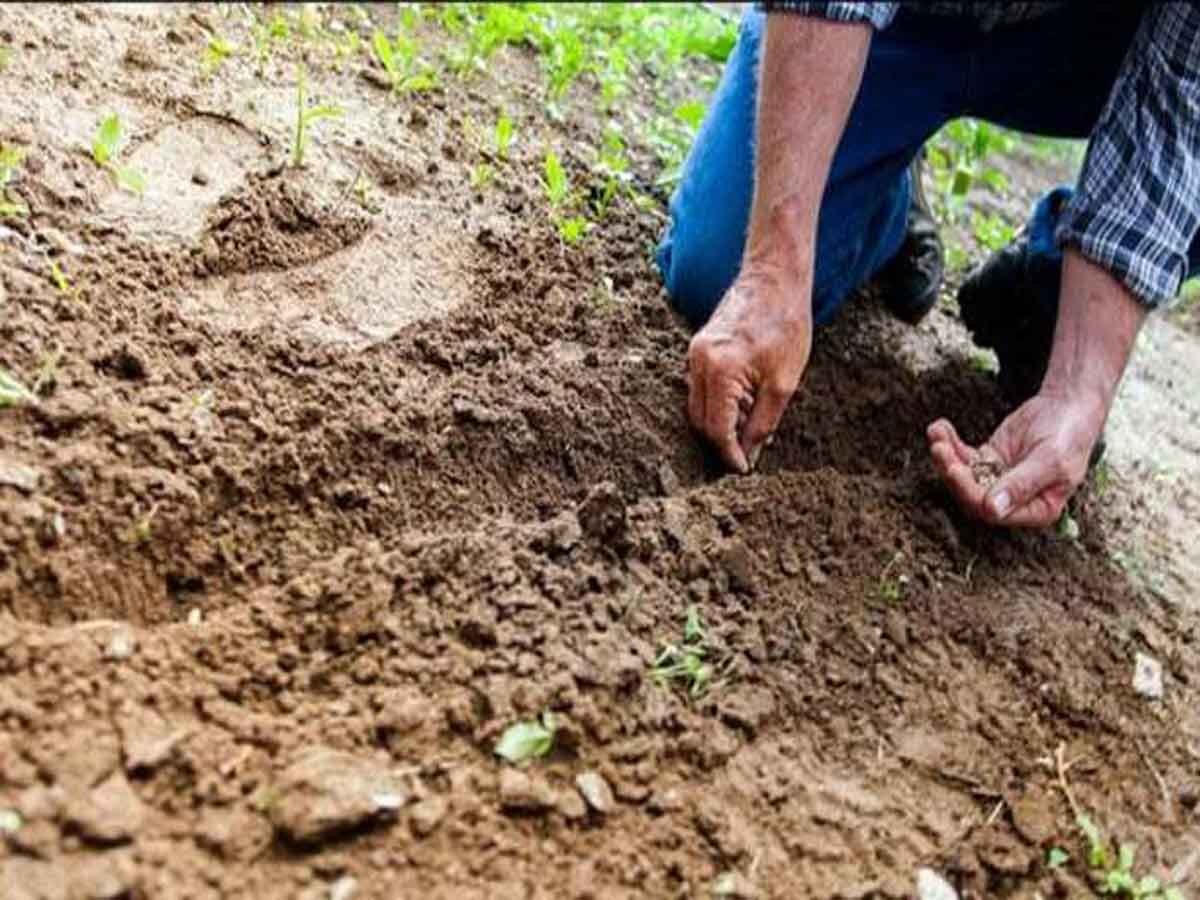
left=657, top=5, right=1196, bottom=329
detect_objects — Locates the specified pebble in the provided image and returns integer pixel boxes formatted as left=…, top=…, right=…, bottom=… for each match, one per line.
left=712, top=871, right=759, bottom=899
left=329, top=875, right=358, bottom=900
left=1132, top=652, right=1163, bottom=700
left=269, top=747, right=409, bottom=844
left=657, top=461, right=681, bottom=496
left=915, top=868, right=959, bottom=900
left=0, top=460, right=41, bottom=494
left=103, top=629, right=136, bottom=661
left=575, top=771, right=615, bottom=815
left=408, top=796, right=447, bottom=837
left=191, top=169, right=209, bottom=186
left=498, top=769, right=554, bottom=814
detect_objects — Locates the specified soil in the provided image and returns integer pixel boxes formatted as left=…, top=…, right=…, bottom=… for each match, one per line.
left=0, top=5, right=1197, bottom=899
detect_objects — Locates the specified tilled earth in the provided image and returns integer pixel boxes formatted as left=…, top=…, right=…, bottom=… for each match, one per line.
left=0, top=5, right=1197, bottom=899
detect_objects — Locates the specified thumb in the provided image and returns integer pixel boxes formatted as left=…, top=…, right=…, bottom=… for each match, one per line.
left=739, top=383, right=791, bottom=471
left=985, top=447, right=1063, bottom=526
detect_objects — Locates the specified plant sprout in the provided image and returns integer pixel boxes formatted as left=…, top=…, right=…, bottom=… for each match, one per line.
left=651, top=606, right=715, bottom=699
left=291, top=65, right=341, bottom=168
left=91, top=114, right=146, bottom=197
left=0, top=144, right=26, bottom=218
left=494, top=114, right=514, bottom=161
left=494, top=712, right=557, bottom=764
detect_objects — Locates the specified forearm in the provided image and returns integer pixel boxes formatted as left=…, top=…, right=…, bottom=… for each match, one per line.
left=745, top=15, right=872, bottom=290
left=1041, top=249, right=1147, bottom=417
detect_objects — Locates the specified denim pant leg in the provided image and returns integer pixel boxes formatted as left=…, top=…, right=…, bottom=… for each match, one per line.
left=655, top=10, right=962, bottom=330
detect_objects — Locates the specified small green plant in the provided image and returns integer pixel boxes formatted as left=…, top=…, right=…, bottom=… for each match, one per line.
left=291, top=65, right=341, bottom=168
left=651, top=606, right=714, bottom=699
left=470, top=162, right=494, bottom=191
left=0, top=144, right=26, bottom=218
left=91, top=114, right=146, bottom=197
left=971, top=210, right=1016, bottom=252
left=372, top=29, right=436, bottom=93
left=494, top=712, right=557, bottom=764
left=494, top=114, right=514, bottom=161
left=877, top=551, right=909, bottom=602
left=927, top=118, right=1013, bottom=225
left=556, top=215, right=589, bottom=245
left=542, top=150, right=570, bottom=209
left=969, top=350, right=999, bottom=374
left=202, top=35, right=235, bottom=75
left=1047, top=847, right=1070, bottom=870
left=1077, top=817, right=1183, bottom=899
left=0, top=370, right=36, bottom=408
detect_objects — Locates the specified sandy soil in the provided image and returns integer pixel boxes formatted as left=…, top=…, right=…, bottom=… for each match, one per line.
left=0, top=4, right=1196, bottom=899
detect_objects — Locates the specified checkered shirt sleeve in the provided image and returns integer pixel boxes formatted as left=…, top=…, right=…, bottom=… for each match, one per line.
left=757, top=2, right=899, bottom=30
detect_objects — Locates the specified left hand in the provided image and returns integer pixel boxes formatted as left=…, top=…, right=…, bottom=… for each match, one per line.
left=926, top=387, right=1106, bottom=527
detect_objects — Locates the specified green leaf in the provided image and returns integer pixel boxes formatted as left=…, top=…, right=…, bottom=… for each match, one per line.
left=0, top=200, right=26, bottom=219
left=1135, top=875, right=1161, bottom=893
left=494, top=716, right=555, bottom=763
left=684, top=605, right=705, bottom=643
left=114, top=166, right=146, bottom=197
left=1046, top=847, right=1069, bottom=870
left=673, top=100, right=706, bottom=131
left=93, top=113, right=121, bottom=165
left=542, top=150, right=568, bottom=208
left=1117, top=844, right=1136, bottom=873
left=950, top=167, right=972, bottom=197
left=1078, top=815, right=1110, bottom=869
left=495, top=115, right=513, bottom=160
left=556, top=215, right=589, bottom=245
left=372, top=29, right=395, bottom=78
left=1164, top=888, right=1185, bottom=900
left=302, top=104, right=342, bottom=125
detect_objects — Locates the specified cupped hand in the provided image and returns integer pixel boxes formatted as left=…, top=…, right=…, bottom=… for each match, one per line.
left=927, top=389, right=1106, bottom=528
left=687, top=266, right=812, bottom=473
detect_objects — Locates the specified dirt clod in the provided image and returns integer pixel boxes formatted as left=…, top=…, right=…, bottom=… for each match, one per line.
left=63, top=772, right=144, bottom=845
left=575, top=771, right=615, bottom=815
left=498, top=769, right=555, bottom=815
left=970, top=458, right=1005, bottom=490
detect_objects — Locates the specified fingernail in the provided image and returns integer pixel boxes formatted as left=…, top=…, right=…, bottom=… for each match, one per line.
left=990, top=490, right=1012, bottom=519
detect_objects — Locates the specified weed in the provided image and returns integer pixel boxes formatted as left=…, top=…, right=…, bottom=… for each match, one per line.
left=202, top=35, right=235, bottom=75
left=1047, top=847, right=1070, bottom=870
left=494, top=712, right=557, bottom=764
left=556, top=215, right=589, bottom=245
left=128, top=503, right=159, bottom=546
left=352, top=173, right=380, bottom=213
left=969, top=350, right=999, bottom=375
left=1090, top=459, right=1112, bottom=498
left=1055, top=509, right=1081, bottom=542
left=470, top=162, right=494, bottom=191
left=971, top=211, right=1016, bottom=252
left=0, top=370, right=36, bottom=408
left=877, top=551, right=909, bottom=602
left=542, top=150, right=570, bottom=209
left=494, top=114, right=514, bottom=161
left=927, top=118, right=1013, bottom=224
left=0, top=144, right=26, bottom=218
left=291, top=65, right=342, bottom=168
left=372, top=28, right=437, bottom=93
left=48, top=260, right=76, bottom=299
left=91, top=114, right=146, bottom=197
left=651, top=606, right=715, bottom=699
left=1077, top=816, right=1182, bottom=899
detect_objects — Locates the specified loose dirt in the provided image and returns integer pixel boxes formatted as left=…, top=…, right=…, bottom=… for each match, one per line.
left=0, top=5, right=1197, bottom=899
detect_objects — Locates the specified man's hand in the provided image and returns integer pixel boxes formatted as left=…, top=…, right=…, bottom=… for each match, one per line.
left=928, top=249, right=1145, bottom=527
left=688, top=265, right=812, bottom=473
left=927, top=387, right=1105, bottom=527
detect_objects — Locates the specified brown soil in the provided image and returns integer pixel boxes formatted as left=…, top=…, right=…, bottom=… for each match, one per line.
left=0, top=5, right=1197, bottom=899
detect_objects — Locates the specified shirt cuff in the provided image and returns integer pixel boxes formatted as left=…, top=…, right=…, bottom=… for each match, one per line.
left=756, top=2, right=898, bottom=30
left=1055, top=202, right=1186, bottom=309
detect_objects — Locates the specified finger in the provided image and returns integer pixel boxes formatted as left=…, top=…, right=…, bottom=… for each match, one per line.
left=739, top=381, right=792, bottom=470
left=686, top=342, right=707, bottom=435
left=930, top=439, right=988, bottom=514
left=984, top=449, right=1068, bottom=527
left=926, top=418, right=978, bottom=467
left=704, top=369, right=749, bottom=474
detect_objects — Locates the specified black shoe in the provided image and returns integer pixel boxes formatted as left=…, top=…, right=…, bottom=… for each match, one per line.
left=957, top=224, right=1108, bottom=467
left=876, top=152, right=945, bottom=325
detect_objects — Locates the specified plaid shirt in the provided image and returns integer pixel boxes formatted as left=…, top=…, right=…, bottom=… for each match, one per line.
left=762, top=2, right=1200, bottom=308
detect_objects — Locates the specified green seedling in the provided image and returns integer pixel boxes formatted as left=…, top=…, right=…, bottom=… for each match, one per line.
left=0, top=47, right=11, bottom=71
left=927, top=118, right=1013, bottom=224
left=372, top=29, right=436, bottom=93
left=1047, top=847, right=1070, bottom=870
left=651, top=605, right=714, bottom=699
left=470, top=162, right=494, bottom=191
left=542, top=150, right=569, bottom=209
left=0, top=370, right=36, bottom=408
left=494, top=114, right=514, bottom=161
left=1077, top=817, right=1182, bottom=899
left=877, top=551, right=908, bottom=602
left=48, top=260, right=78, bottom=301
left=0, top=144, right=26, bottom=218
left=556, top=215, right=589, bottom=245
left=291, top=65, right=341, bottom=168
left=128, top=503, right=159, bottom=546
left=494, top=712, right=557, bottom=764
left=969, top=350, right=999, bottom=374
left=202, top=35, right=235, bottom=75
left=971, top=210, right=1016, bottom=252
left=352, top=173, right=380, bottom=213
left=1055, top=509, right=1080, bottom=542
left=91, top=114, right=146, bottom=197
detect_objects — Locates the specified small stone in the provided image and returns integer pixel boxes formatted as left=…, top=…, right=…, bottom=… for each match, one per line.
left=646, top=788, right=683, bottom=816
left=269, top=748, right=409, bottom=844
left=556, top=788, right=587, bottom=821
left=408, top=796, right=447, bottom=837
left=103, top=629, right=136, bottom=660
left=69, top=849, right=137, bottom=900
left=712, top=871, right=759, bottom=899
left=187, top=607, right=202, bottom=626
left=884, top=611, right=908, bottom=648
left=1178, top=785, right=1197, bottom=810
left=64, top=772, right=145, bottom=845
left=191, top=169, right=209, bottom=186
left=118, top=708, right=188, bottom=773
left=1132, top=652, right=1163, bottom=700
left=498, top=769, right=554, bottom=814
left=575, top=771, right=615, bottom=815
left=0, top=460, right=41, bottom=493
left=0, top=809, right=21, bottom=833
left=915, top=867, right=959, bottom=900
left=329, top=875, right=358, bottom=900
left=195, top=805, right=272, bottom=862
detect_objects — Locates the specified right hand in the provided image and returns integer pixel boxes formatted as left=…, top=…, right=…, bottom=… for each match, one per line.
left=686, top=265, right=812, bottom=473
